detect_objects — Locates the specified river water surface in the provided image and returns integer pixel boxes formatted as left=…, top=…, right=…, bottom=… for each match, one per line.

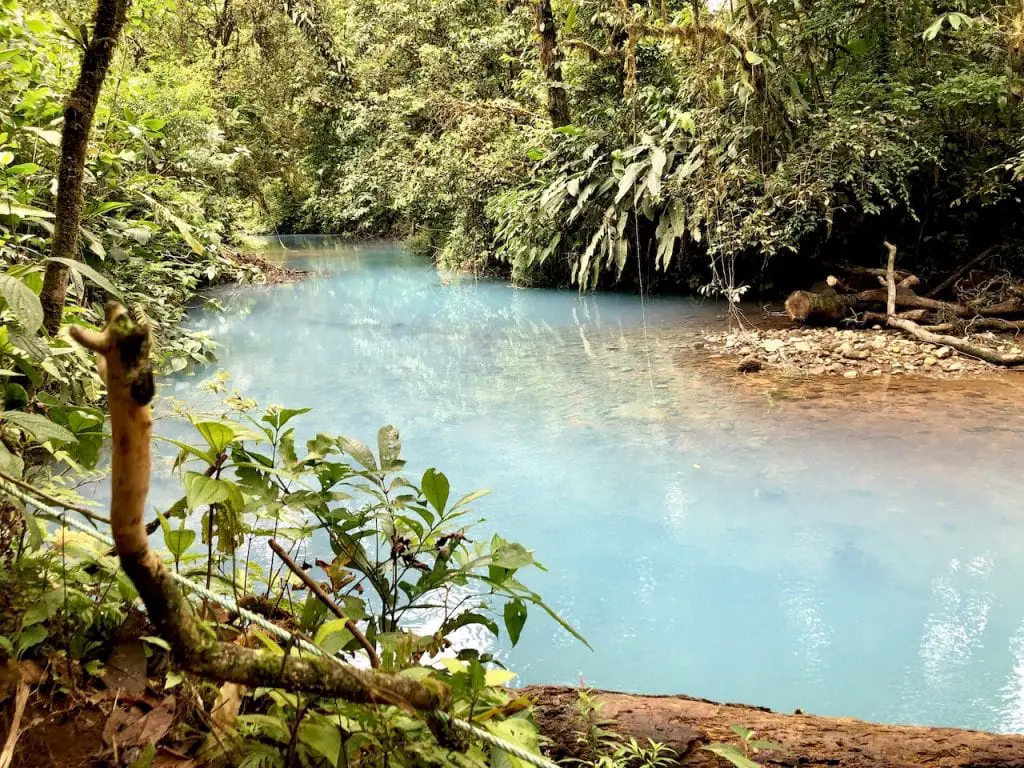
left=160, top=236, right=1024, bottom=732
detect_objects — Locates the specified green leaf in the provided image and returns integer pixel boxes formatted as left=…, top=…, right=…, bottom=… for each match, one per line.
left=730, top=725, right=754, bottom=741
left=184, top=472, right=231, bottom=509
left=421, top=468, right=449, bottom=513
left=702, top=744, right=760, bottom=768
left=5, top=163, right=42, bottom=176
left=47, top=257, right=123, bottom=299
left=377, top=424, right=401, bottom=470
left=0, top=151, right=14, bottom=166
left=338, top=436, right=377, bottom=470
left=165, top=528, right=196, bottom=557
left=744, top=50, right=763, bottom=65
left=193, top=420, right=239, bottom=454
left=17, top=623, right=47, bottom=653
left=298, top=721, right=342, bottom=766
left=0, top=202, right=54, bottom=219
left=503, top=598, right=527, bottom=646
left=140, top=635, right=171, bottom=651
left=491, top=542, right=534, bottom=569
left=451, top=488, right=490, bottom=510
left=165, top=670, right=183, bottom=689
left=615, top=161, right=645, bottom=204
left=0, top=275, right=42, bottom=333
left=1, top=411, right=77, bottom=444
left=0, top=443, right=24, bottom=478
left=23, top=127, right=62, bottom=146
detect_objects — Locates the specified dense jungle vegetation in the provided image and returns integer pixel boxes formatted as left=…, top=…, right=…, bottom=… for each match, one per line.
left=2, top=0, right=1024, bottom=764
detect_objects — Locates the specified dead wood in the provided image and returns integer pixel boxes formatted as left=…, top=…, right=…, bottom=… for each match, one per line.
left=925, top=245, right=998, bottom=298
left=69, top=303, right=448, bottom=712
left=267, top=539, right=380, bottom=668
left=881, top=245, right=1024, bottom=367
left=784, top=286, right=853, bottom=322
left=528, top=686, right=1024, bottom=768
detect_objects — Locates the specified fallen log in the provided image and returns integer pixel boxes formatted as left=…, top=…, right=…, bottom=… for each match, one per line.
left=880, top=243, right=1024, bottom=367
left=784, top=285, right=853, bottom=322
left=528, top=686, right=1024, bottom=768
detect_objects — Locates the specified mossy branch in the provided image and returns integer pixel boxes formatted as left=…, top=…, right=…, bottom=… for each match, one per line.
left=70, top=303, right=449, bottom=710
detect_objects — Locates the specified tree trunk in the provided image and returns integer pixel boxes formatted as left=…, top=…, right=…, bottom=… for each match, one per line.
left=40, top=0, right=130, bottom=335
left=784, top=285, right=852, bottom=322
left=535, top=0, right=571, bottom=127
left=529, top=687, right=1024, bottom=767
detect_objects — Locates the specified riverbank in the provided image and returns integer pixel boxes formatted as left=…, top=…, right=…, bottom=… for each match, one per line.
left=698, top=319, right=1021, bottom=380
left=530, top=686, right=1024, bottom=768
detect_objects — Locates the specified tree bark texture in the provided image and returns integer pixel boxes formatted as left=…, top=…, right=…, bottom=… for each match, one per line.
left=535, top=0, right=571, bottom=127
left=40, top=0, right=130, bottom=334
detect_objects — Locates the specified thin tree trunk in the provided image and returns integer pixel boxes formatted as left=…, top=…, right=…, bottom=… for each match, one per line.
left=535, top=0, right=571, bottom=127
left=40, top=0, right=130, bottom=334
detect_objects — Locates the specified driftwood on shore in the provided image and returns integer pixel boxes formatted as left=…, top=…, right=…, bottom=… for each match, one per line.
left=785, top=243, right=1024, bottom=367
left=529, top=686, right=1024, bottom=768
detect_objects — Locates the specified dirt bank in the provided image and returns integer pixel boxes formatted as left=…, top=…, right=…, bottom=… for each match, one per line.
left=529, top=686, right=1024, bottom=767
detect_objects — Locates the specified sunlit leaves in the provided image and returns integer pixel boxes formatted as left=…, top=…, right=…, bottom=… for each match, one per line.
left=0, top=274, right=43, bottom=332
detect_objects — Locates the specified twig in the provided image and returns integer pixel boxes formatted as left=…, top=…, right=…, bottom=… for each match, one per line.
left=0, top=679, right=29, bottom=768
left=925, top=245, right=998, bottom=298
left=269, top=539, right=380, bottom=668
left=0, top=468, right=109, bottom=524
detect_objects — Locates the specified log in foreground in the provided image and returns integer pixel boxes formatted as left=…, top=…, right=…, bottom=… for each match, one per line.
left=529, top=686, right=1024, bottom=767
left=70, top=303, right=448, bottom=712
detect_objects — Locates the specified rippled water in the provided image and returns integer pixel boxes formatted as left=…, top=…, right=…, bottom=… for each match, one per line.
left=158, top=236, right=1024, bottom=732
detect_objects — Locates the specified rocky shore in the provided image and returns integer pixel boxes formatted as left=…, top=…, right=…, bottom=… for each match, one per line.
left=698, top=325, right=1018, bottom=379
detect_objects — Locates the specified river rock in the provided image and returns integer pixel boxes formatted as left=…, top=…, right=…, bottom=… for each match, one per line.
left=934, top=346, right=952, bottom=359
left=737, top=357, right=762, bottom=373
left=842, top=348, right=870, bottom=360
left=924, top=356, right=937, bottom=367
left=843, top=369, right=858, bottom=378
left=762, top=339, right=785, bottom=353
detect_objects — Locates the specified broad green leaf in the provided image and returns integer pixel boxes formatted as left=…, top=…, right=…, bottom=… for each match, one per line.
left=0, top=443, right=24, bottom=478
left=47, top=257, right=123, bottom=299
left=491, top=542, right=534, bottom=569
left=338, top=436, right=377, bottom=470
left=5, top=163, right=42, bottom=176
left=165, top=528, right=196, bottom=557
left=1, top=410, right=77, bottom=444
left=615, top=161, right=645, bottom=204
left=421, top=467, right=449, bottom=512
left=193, top=420, right=239, bottom=454
left=140, top=635, right=171, bottom=651
left=0, top=202, right=54, bottom=219
left=485, top=668, right=517, bottom=687
left=702, top=744, right=760, bottom=768
left=298, top=721, right=341, bottom=767
left=17, top=624, right=47, bottom=653
left=377, top=424, right=401, bottom=469
left=503, top=598, right=527, bottom=646
left=744, top=50, right=764, bottom=65
left=0, top=151, right=13, bottom=166
left=0, top=274, right=42, bottom=333
left=23, top=126, right=61, bottom=145
left=184, top=471, right=231, bottom=509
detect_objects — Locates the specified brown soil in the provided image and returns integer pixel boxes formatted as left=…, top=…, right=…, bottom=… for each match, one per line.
left=529, top=686, right=1024, bottom=767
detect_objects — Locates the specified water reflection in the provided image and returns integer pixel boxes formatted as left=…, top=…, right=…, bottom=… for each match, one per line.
left=157, top=237, right=1024, bottom=732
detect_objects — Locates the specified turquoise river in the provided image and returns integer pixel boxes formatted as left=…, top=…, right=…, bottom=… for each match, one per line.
left=152, top=236, right=1024, bottom=733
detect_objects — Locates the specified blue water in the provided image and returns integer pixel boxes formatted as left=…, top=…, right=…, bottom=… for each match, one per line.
left=159, top=236, right=1024, bottom=732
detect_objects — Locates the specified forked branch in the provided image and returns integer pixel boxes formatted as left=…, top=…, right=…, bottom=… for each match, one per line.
left=70, top=303, right=448, bottom=710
